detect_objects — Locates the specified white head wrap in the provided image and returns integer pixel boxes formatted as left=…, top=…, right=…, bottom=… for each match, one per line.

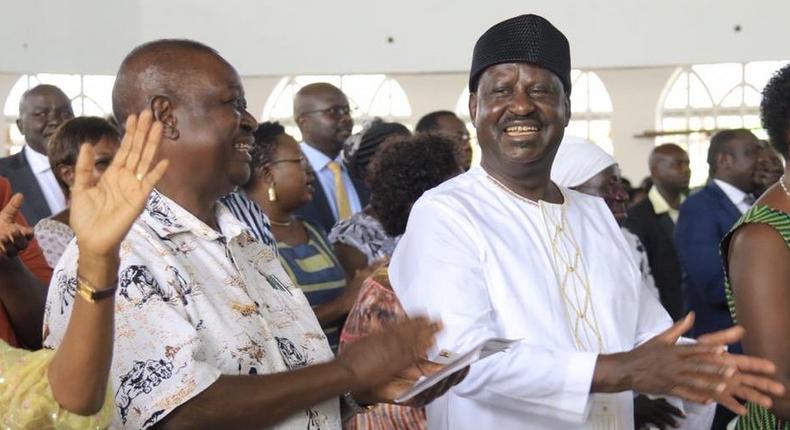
left=551, top=136, right=617, bottom=188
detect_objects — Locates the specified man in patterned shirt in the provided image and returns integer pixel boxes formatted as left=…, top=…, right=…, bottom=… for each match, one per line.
left=43, top=39, right=451, bottom=430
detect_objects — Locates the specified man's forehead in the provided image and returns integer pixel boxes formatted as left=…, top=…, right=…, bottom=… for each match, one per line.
left=22, top=90, right=70, bottom=109
left=480, top=63, right=562, bottom=84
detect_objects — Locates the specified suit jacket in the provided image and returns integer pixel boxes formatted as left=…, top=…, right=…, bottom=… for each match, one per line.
left=674, top=181, right=743, bottom=351
left=625, top=197, right=684, bottom=321
left=294, top=165, right=369, bottom=235
left=0, top=151, right=51, bottom=225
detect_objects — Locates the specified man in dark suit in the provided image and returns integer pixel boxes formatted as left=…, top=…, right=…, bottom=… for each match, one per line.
left=292, top=83, right=369, bottom=233
left=674, top=129, right=760, bottom=429
left=0, top=84, right=74, bottom=224
left=625, top=143, right=689, bottom=321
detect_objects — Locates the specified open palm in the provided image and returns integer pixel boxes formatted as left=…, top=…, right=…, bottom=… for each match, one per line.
left=69, top=111, right=169, bottom=256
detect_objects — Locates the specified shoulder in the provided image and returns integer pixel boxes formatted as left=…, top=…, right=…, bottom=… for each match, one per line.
left=413, top=167, right=489, bottom=211
left=0, top=152, right=23, bottom=170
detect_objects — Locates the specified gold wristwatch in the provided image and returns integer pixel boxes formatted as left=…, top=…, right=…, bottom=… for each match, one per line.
left=76, top=276, right=118, bottom=303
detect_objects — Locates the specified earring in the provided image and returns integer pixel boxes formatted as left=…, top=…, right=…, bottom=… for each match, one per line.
left=268, top=183, right=277, bottom=202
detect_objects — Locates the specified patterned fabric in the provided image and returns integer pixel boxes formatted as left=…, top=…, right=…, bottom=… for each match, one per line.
left=339, top=266, right=426, bottom=430
left=221, top=190, right=278, bottom=254
left=43, top=190, right=340, bottom=430
left=722, top=204, right=790, bottom=430
left=278, top=221, right=347, bottom=351
left=34, top=218, right=75, bottom=268
left=328, top=212, right=399, bottom=264
left=0, top=341, right=114, bottom=429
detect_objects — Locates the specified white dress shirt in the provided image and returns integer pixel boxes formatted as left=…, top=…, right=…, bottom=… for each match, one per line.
left=390, top=166, right=714, bottom=430
left=301, top=143, right=362, bottom=220
left=23, top=145, right=66, bottom=213
left=713, top=179, right=753, bottom=214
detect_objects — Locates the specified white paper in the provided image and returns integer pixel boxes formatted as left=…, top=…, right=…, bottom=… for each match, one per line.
left=394, top=338, right=518, bottom=403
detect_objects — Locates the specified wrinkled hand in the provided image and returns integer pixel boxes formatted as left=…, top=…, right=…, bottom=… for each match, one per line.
left=0, top=193, right=33, bottom=258
left=634, top=394, right=683, bottom=429
left=335, top=317, right=440, bottom=396
left=70, top=110, right=169, bottom=257
left=695, top=326, right=786, bottom=415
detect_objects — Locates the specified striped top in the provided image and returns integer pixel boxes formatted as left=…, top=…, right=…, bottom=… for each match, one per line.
left=278, top=220, right=347, bottom=351
left=221, top=191, right=278, bottom=254
left=722, top=204, right=790, bottom=430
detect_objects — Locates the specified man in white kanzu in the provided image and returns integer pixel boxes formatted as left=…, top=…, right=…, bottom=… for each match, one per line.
left=389, top=14, right=785, bottom=430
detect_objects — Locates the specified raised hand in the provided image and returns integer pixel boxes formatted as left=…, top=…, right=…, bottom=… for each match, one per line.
left=69, top=110, right=169, bottom=257
left=0, top=193, right=34, bottom=258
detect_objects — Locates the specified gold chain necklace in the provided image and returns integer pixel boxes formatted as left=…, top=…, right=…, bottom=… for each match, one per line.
left=539, top=201, right=606, bottom=353
left=486, top=175, right=540, bottom=206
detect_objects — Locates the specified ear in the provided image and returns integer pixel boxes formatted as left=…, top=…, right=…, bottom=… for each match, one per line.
left=58, top=164, right=76, bottom=189
left=150, top=95, right=179, bottom=140
left=468, top=92, right=478, bottom=124
left=562, top=95, right=571, bottom=127
left=15, top=118, right=23, bottom=135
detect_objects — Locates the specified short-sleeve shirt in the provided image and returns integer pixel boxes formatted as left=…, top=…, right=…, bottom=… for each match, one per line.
left=43, top=190, right=340, bottom=430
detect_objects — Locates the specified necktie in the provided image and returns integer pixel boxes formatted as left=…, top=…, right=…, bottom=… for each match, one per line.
left=327, top=161, right=352, bottom=220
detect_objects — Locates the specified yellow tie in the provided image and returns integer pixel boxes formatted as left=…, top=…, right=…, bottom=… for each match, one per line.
left=327, top=161, right=352, bottom=220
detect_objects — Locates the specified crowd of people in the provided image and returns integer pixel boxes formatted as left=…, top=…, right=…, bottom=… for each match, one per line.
left=0, top=12, right=788, bottom=430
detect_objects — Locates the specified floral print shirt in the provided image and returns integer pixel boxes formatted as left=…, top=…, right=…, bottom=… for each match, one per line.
left=43, top=190, right=340, bottom=430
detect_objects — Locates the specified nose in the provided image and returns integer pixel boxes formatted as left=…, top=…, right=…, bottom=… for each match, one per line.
left=508, top=88, right=536, bottom=117
left=240, top=109, right=257, bottom=131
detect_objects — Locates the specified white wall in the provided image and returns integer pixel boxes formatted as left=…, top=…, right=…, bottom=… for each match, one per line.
left=0, top=0, right=788, bottom=75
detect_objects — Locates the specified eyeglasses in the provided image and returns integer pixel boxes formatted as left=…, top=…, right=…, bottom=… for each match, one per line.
left=300, top=105, right=354, bottom=118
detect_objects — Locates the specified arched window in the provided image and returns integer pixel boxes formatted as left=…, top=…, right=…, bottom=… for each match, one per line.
left=3, top=73, right=115, bottom=154
left=261, top=75, right=412, bottom=141
left=657, top=61, right=788, bottom=186
left=455, top=70, right=614, bottom=157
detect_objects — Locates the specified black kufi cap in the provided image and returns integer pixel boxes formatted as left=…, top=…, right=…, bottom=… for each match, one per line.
left=469, top=14, right=571, bottom=94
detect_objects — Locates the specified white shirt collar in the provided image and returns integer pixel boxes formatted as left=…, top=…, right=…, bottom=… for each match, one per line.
left=23, top=145, right=52, bottom=174
left=300, top=142, right=343, bottom=171
left=713, top=178, right=750, bottom=207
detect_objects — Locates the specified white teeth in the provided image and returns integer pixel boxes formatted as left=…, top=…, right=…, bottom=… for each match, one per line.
left=505, top=126, right=539, bottom=133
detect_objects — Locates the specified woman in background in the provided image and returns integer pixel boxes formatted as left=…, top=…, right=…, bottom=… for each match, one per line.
left=34, top=117, right=121, bottom=267
left=340, top=133, right=461, bottom=430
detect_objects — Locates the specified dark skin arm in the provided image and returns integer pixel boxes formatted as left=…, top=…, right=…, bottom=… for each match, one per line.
left=729, top=222, right=790, bottom=419
left=0, top=194, right=46, bottom=349
left=592, top=313, right=785, bottom=416
left=152, top=318, right=446, bottom=430
left=334, top=242, right=368, bottom=283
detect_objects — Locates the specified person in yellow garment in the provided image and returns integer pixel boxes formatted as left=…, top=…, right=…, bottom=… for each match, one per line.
left=0, top=110, right=170, bottom=429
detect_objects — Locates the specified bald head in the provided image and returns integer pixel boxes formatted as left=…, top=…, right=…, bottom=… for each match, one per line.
left=112, top=39, right=226, bottom=126
left=17, top=84, right=74, bottom=154
left=293, top=82, right=353, bottom=158
left=649, top=143, right=690, bottom=193
left=293, top=83, right=345, bottom=118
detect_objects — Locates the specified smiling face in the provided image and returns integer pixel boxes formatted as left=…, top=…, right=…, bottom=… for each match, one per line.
left=159, top=52, right=258, bottom=199
left=469, top=63, right=570, bottom=181
left=17, top=85, right=74, bottom=154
